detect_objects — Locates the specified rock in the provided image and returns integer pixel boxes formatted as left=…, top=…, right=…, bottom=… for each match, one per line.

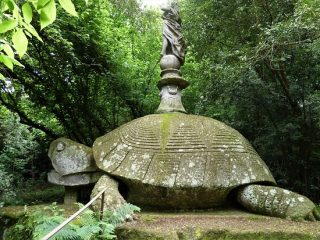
left=48, top=137, right=97, bottom=176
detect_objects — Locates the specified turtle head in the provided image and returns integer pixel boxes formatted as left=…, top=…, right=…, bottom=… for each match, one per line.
left=48, top=137, right=73, bottom=159
left=48, top=137, right=96, bottom=176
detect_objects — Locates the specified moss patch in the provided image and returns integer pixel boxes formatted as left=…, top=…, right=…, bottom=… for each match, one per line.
left=160, top=113, right=176, bottom=151
left=116, top=209, right=320, bottom=240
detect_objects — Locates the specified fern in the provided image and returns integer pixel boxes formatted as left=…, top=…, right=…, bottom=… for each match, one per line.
left=6, top=202, right=140, bottom=240
left=99, top=222, right=116, bottom=239
left=104, top=203, right=141, bottom=225
left=76, top=225, right=102, bottom=240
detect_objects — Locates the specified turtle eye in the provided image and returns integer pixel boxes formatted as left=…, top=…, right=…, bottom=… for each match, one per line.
left=56, top=142, right=65, bottom=152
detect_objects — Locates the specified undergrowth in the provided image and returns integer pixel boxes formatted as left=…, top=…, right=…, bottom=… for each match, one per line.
left=5, top=202, right=140, bottom=240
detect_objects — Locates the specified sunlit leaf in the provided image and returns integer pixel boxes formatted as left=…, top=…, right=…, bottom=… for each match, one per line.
left=0, top=54, right=13, bottom=70
left=22, top=22, right=43, bottom=42
left=4, top=0, right=15, bottom=11
left=37, top=0, right=51, bottom=10
left=0, top=1, right=9, bottom=12
left=58, top=0, right=78, bottom=16
left=3, top=44, right=14, bottom=59
left=40, top=0, right=56, bottom=29
left=22, top=2, right=33, bottom=24
left=0, top=73, right=5, bottom=80
left=12, top=29, right=28, bottom=58
left=0, top=19, right=18, bottom=33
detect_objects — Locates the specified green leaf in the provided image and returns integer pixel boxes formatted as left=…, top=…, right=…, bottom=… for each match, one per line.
left=22, top=2, right=33, bottom=24
left=22, top=22, right=43, bottom=42
left=58, top=0, right=78, bottom=16
left=11, top=57, right=24, bottom=67
left=40, top=0, right=56, bottom=29
left=4, top=0, right=15, bottom=11
left=37, top=0, right=51, bottom=10
left=0, top=73, right=5, bottom=80
left=3, top=44, right=14, bottom=59
left=12, top=29, right=28, bottom=58
left=1, top=2, right=9, bottom=12
left=0, top=54, right=13, bottom=70
left=0, top=19, right=18, bottom=34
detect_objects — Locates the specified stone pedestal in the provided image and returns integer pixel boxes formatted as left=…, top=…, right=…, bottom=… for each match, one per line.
left=64, top=186, right=78, bottom=205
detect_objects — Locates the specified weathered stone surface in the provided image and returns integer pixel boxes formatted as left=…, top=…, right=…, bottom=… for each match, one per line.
left=156, top=85, right=187, bottom=113
left=160, top=54, right=180, bottom=70
left=93, top=113, right=275, bottom=209
left=115, top=210, right=320, bottom=240
left=91, top=175, right=126, bottom=212
left=48, top=137, right=97, bottom=176
left=237, top=185, right=319, bottom=221
left=48, top=170, right=102, bottom=186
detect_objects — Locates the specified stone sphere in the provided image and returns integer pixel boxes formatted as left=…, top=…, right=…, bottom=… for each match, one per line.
left=160, top=54, right=180, bottom=70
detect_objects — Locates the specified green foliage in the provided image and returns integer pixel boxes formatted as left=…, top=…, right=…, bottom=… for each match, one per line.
left=1, top=0, right=161, bottom=145
left=6, top=202, right=140, bottom=240
left=0, top=107, right=53, bottom=206
left=182, top=0, right=320, bottom=201
left=0, top=0, right=80, bottom=71
left=103, top=203, right=140, bottom=226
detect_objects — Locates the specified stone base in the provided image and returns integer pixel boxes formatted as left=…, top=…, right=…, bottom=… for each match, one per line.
left=64, top=186, right=78, bottom=205
left=116, top=209, right=320, bottom=240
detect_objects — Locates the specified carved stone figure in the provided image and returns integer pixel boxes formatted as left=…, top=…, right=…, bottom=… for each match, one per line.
left=50, top=114, right=319, bottom=220
left=161, top=1, right=187, bottom=66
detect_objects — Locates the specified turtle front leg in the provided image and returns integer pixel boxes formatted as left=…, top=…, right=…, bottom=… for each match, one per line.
left=91, top=175, right=126, bottom=213
left=236, top=184, right=320, bottom=221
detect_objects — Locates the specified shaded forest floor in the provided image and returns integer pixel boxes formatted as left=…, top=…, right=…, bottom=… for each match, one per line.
left=116, top=209, right=320, bottom=239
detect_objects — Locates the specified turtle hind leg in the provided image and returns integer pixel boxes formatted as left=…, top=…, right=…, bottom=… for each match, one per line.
left=91, top=174, right=126, bottom=213
left=236, top=184, right=319, bottom=221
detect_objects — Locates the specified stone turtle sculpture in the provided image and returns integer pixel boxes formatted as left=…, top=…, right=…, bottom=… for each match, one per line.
left=51, top=113, right=320, bottom=220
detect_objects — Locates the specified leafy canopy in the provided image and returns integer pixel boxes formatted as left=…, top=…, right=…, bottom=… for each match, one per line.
left=0, top=0, right=81, bottom=74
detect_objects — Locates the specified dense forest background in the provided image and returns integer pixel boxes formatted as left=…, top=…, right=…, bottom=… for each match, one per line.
left=0, top=0, right=320, bottom=206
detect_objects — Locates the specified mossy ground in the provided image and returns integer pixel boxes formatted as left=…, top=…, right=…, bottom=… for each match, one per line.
left=116, top=208, right=320, bottom=240
left=0, top=203, right=78, bottom=220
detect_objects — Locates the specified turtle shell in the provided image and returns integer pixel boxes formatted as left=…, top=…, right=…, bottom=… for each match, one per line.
left=93, top=113, right=276, bottom=209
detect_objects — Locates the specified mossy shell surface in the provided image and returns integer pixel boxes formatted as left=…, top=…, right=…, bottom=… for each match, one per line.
left=93, top=113, right=276, bottom=209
